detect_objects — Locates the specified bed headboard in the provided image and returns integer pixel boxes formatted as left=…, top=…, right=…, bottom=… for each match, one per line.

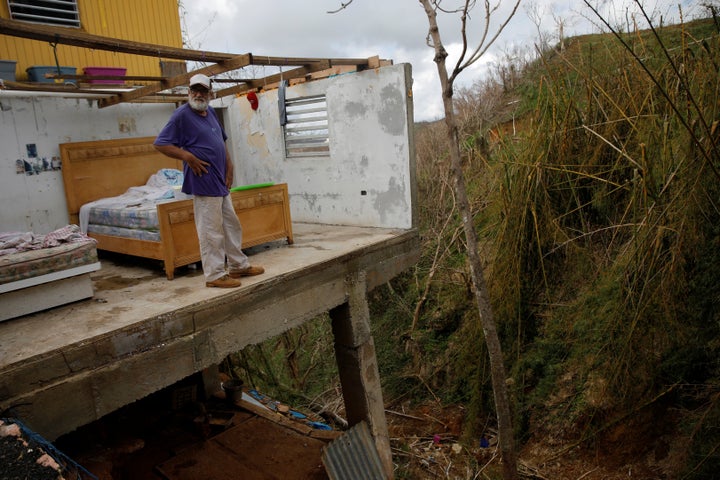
left=60, top=136, right=183, bottom=224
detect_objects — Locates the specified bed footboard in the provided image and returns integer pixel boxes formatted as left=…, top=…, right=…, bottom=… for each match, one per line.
left=157, top=183, right=293, bottom=279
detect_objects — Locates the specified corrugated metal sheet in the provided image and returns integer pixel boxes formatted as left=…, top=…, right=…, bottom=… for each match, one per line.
left=0, top=0, right=183, bottom=81
left=322, top=421, right=388, bottom=480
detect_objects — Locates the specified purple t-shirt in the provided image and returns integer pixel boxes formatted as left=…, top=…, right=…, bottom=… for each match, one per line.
left=154, top=103, right=229, bottom=196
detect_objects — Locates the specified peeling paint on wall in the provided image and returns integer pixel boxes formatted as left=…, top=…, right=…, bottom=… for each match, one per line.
left=229, top=63, right=415, bottom=229
left=1, top=96, right=175, bottom=232
left=118, top=117, right=137, bottom=133
left=378, top=83, right=405, bottom=136
left=246, top=130, right=270, bottom=157
left=345, top=101, right=368, bottom=118
left=373, top=177, right=408, bottom=224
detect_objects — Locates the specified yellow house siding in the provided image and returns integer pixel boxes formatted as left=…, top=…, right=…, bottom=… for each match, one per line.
left=0, top=0, right=184, bottom=81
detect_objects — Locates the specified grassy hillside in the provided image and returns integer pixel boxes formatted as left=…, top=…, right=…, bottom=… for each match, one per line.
left=378, top=13, right=720, bottom=478
left=227, top=14, right=720, bottom=479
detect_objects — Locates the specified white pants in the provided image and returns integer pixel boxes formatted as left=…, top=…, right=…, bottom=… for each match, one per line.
left=193, top=195, right=250, bottom=282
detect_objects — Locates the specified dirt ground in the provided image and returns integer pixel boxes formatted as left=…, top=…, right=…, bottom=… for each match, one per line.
left=385, top=401, right=685, bottom=480
left=53, top=382, right=333, bottom=480
left=5, top=381, right=686, bottom=480
left=1, top=421, right=68, bottom=480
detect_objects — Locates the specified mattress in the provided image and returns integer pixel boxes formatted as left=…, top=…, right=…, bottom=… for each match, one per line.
left=87, top=223, right=161, bottom=242
left=88, top=201, right=159, bottom=230
left=0, top=240, right=99, bottom=285
left=86, top=199, right=163, bottom=241
left=80, top=168, right=186, bottom=241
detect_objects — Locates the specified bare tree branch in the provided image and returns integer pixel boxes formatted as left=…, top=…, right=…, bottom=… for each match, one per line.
left=461, top=0, right=521, bottom=73
left=327, top=0, right=354, bottom=14
left=419, top=0, right=521, bottom=478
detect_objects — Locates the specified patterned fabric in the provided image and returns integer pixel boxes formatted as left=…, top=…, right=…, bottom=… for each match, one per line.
left=0, top=232, right=35, bottom=255
left=79, top=168, right=186, bottom=234
left=88, top=202, right=159, bottom=230
left=0, top=239, right=98, bottom=285
left=87, top=224, right=161, bottom=242
left=148, top=168, right=183, bottom=187
left=41, top=224, right=89, bottom=248
left=0, top=225, right=95, bottom=256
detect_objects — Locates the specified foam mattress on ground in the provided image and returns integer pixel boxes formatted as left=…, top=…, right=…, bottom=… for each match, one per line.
left=0, top=240, right=98, bottom=285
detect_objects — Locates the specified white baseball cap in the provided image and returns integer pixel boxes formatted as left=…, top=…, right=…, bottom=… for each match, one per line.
left=189, top=74, right=211, bottom=89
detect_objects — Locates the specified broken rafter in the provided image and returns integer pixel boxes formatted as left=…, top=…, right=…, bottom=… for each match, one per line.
left=0, top=18, right=372, bottom=67
left=0, top=17, right=385, bottom=106
left=48, top=74, right=171, bottom=82
left=0, top=79, right=185, bottom=103
left=0, top=78, right=121, bottom=94
left=98, top=54, right=253, bottom=108
left=214, top=61, right=331, bottom=98
left=0, top=18, right=230, bottom=63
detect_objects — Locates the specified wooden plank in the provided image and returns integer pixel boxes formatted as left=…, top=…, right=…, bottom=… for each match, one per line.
left=0, top=17, right=234, bottom=63
left=235, top=398, right=341, bottom=441
left=0, top=78, right=129, bottom=94
left=0, top=18, right=387, bottom=107
left=214, top=62, right=332, bottom=98
left=88, top=232, right=166, bottom=260
left=0, top=20, right=370, bottom=72
left=99, top=54, right=253, bottom=107
left=0, top=17, right=383, bottom=107
left=48, top=74, right=169, bottom=82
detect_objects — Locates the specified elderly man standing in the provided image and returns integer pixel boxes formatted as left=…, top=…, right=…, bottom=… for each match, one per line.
left=154, top=73, right=264, bottom=288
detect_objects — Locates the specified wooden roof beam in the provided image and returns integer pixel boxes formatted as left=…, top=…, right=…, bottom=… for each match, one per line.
left=0, top=19, right=374, bottom=68
left=102, top=58, right=337, bottom=107
left=0, top=78, right=127, bottom=94
left=0, top=18, right=232, bottom=63
left=0, top=18, right=388, bottom=105
left=98, top=54, right=253, bottom=108
left=253, top=56, right=369, bottom=68
left=214, top=61, right=332, bottom=98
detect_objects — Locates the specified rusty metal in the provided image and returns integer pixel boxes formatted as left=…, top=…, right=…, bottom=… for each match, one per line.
left=322, top=421, right=387, bottom=480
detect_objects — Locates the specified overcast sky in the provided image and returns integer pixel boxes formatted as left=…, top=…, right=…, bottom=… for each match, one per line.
left=181, top=0, right=699, bottom=122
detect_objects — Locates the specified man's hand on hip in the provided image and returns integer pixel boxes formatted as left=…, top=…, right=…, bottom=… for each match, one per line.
left=186, top=154, right=210, bottom=176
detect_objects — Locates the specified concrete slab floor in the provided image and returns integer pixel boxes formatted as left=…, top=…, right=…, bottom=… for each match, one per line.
left=0, top=222, right=420, bottom=443
left=0, top=223, right=408, bottom=367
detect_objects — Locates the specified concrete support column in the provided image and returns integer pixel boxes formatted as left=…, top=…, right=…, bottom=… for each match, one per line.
left=201, top=363, right=222, bottom=398
left=329, top=271, right=393, bottom=479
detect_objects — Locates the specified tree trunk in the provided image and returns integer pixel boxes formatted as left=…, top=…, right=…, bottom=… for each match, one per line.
left=419, top=1, right=518, bottom=478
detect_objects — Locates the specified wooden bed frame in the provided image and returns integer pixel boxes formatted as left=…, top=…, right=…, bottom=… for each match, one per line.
left=60, top=136, right=293, bottom=280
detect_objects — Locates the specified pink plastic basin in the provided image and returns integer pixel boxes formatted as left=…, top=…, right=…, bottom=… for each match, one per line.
left=83, top=67, right=127, bottom=84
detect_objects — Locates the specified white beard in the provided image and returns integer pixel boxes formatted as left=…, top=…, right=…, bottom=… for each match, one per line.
left=189, top=97, right=208, bottom=112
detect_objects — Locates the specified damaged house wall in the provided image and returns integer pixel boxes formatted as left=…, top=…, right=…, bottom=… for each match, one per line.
left=0, top=63, right=415, bottom=233
left=0, top=96, right=175, bottom=232
left=225, top=63, right=416, bottom=230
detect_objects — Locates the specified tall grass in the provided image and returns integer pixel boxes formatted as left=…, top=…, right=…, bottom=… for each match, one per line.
left=222, top=13, right=720, bottom=478
left=484, top=15, right=720, bottom=474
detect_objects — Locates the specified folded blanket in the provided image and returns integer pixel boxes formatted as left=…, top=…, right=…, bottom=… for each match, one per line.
left=147, top=168, right=183, bottom=188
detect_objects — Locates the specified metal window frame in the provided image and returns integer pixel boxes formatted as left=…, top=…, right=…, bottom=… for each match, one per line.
left=283, top=94, right=330, bottom=158
left=7, top=0, right=80, bottom=28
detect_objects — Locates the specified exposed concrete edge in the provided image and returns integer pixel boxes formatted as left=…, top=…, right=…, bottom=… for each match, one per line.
left=1, top=229, right=420, bottom=440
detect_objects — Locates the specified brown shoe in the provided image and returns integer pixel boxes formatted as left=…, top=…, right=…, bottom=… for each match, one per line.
left=206, top=274, right=242, bottom=288
left=228, top=265, right=265, bottom=278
